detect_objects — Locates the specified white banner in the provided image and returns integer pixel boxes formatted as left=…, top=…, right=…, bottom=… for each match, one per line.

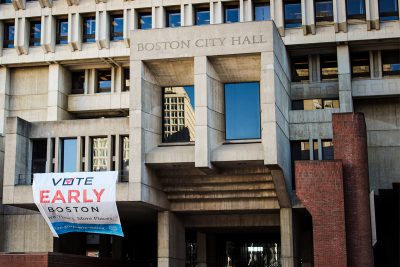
left=32, top=171, right=123, bottom=237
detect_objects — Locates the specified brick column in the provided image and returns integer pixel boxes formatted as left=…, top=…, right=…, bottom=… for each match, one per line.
left=332, top=112, right=374, bottom=267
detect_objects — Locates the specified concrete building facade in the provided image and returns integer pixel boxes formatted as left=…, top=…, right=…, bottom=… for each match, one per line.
left=0, top=0, right=399, bottom=266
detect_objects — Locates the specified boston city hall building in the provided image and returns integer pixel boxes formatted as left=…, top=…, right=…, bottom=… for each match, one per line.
left=0, top=0, right=399, bottom=266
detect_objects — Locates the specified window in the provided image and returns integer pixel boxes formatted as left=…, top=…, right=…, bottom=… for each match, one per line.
left=351, top=51, right=370, bottom=78
left=0, top=0, right=12, bottom=4
left=91, top=137, right=108, bottom=171
left=120, top=136, right=129, bottom=181
left=83, top=15, right=96, bottom=43
left=32, top=139, right=47, bottom=174
left=313, top=140, right=319, bottom=160
left=225, top=82, right=261, bottom=140
left=166, top=9, right=181, bottom=28
left=320, top=54, right=338, bottom=80
left=284, top=0, right=302, bottom=28
left=254, top=2, right=271, bottom=21
left=111, top=14, right=123, bottom=41
left=291, top=141, right=311, bottom=161
left=379, top=0, right=399, bottom=21
left=224, top=4, right=240, bottom=23
left=97, top=69, right=112, bottom=93
left=382, top=50, right=400, bottom=76
left=4, top=22, right=14, bottom=48
left=138, top=12, right=152, bottom=29
left=162, top=86, right=195, bottom=142
left=29, top=19, right=41, bottom=47
left=322, top=140, right=334, bottom=160
left=195, top=7, right=210, bottom=25
left=123, top=68, right=130, bottom=91
left=347, top=0, right=366, bottom=20
left=315, top=0, right=334, bottom=22
left=61, top=139, right=77, bottom=172
left=71, top=71, right=85, bottom=94
left=56, top=18, right=68, bottom=45
left=291, top=56, right=309, bottom=82
left=291, top=99, right=339, bottom=110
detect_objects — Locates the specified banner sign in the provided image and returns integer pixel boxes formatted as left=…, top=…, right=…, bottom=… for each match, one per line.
left=32, top=171, right=123, bottom=237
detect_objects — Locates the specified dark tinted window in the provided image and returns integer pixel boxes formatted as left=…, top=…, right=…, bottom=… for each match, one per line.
left=167, top=10, right=181, bottom=27
left=83, top=16, right=96, bottom=43
left=225, top=5, right=240, bottom=23
left=225, top=82, right=261, bottom=140
left=351, top=51, right=370, bottom=78
left=61, top=139, right=77, bottom=172
left=138, top=12, right=152, bottom=29
left=291, top=141, right=310, bottom=161
left=29, top=19, right=41, bottom=47
left=97, top=69, right=112, bottom=93
left=284, top=0, right=302, bottom=28
left=291, top=56, right=309, bottom=82
left=320, top=54, right=338, bottom=80
left=195, top=7, right=210, bottom=25
left=254, top=2, right=271, bottom=21
left=56, top=18, right=68, bottom=45
left=379, top=0, right=399, bottom=21
left=162, top=86, right=195, bottom=142
left=315, top=0, right=334, bottom=22
left=4, top=23, right=14, bottom=48
left=71, top=71, right=85, bottom=94
left=382, top=50, right=400, bottom=76
left=0, top=0, right=13, bottom=4
left=32, top=139, right=47, bottom=174
left=123, top=68, right=130, bottom=91
left=292, top=99, right=339, bottom=110
left=347, top=0, right=366, bottom=19
left=322, top=140, right=334, bottom=160
left=111, top=14, right=123, bottom=41
left=120, top=136, right=129, bottom=181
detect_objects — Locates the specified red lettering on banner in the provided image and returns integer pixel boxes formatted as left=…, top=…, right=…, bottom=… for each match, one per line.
left=83, top=189, right=93, bottom=202
left=68, top=190, right=80, bottom=203
left=40, top=190, right=50, bottom=203
left=52, top=190, right=67, bottom=203
left=93, top=189, right=105, bottom=202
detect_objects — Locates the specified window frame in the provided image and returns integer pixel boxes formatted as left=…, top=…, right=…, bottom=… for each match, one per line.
left=314, top=0, right=334, bottom=22
left=110, top=14, right=124, bottom=41
left=3, top=22, right=14, bottom=48
left=82, top=15, right=96, bottom=43
left=346, top=0, right=366, bottom=20
left=194, top=6, right=211, bottom=25
left=284, top=0, right=302, bottom=28
left=253, top=1, right=271, bottom=21
left=138, top=11, right=152, bottom=30
left=166, top=8, right=181, bottom=28
left=320, top=54, right=338, bottom=81
left=96, top=69, right=112, bottom=93
left=379, top=0, right=399, bottom=21
left=61, top=138, right=78, bottom=172
left=381, top=49, right=400, bottom=77
left=29, top=18, right=42, bottom=47
left=224, top=3, right=240, bottom=23
left=291, top=55, right=310, bottom=82
left=71, top=70, right=85, bottom=94
left=56, top=18, right=68, bottom=45
left=351, top=51, right=371, bottom=78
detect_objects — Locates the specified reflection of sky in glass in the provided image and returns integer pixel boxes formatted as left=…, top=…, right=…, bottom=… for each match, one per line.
left=112, top=16, right=123, bottom=40
left=84, top=17, right=96, bottom=42
left=6, top=24, right=14, bottom=48
left=255, top=4, right=271, bottom=21
left=196, top=10, right=210, bottom=25
left=285, top=2, right=302, bottom=27
left=315, top=1, right=333, bottom=17
left=225, top=7, right=239, bottom=23
left=63, top=139, right=77, bottom=172
left=184, top=86, right=195, bottom=108
left=347, top=0, right=365, bottom=16
left=139, top=14, right=152, bottom=29
left=168, top=12, right=181, bottom=27
left=225, top=82, right=261, bottom=140
left=32, top=22, right=41, bottom=46
left=3, top=0, right=12, bottom=3
left=379, top=0, right=399, bottom=20
left=59, top=20, right=68, bottom=44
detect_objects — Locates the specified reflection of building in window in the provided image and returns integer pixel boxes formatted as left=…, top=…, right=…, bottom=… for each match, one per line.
left=291, top=56, right=309, bottom=82
left=3, top=22, right=14, bottom=48
left=315, top=0, right=334, bottom=22
left=29, top=19, right=41, bottom=47
left=320, top=54, right=338, bottom=80
left=97, top=69, right=112, bottom=93
left=56, top=18, right=68, bottom=45
left=292, top=99, right=339, bottom=110
left=163, top=86, right=195, bottom=142
left=379, top=0, right=399, bottom=21
left=92, top=137, right=108, bottom=171
left=254, top=2, right=271, bottom=21
left=121, top=136, right=129, bottom=180
left=346, top=0, right=366, bottom=20
left=284, top=0, right=302, bottom=28
left=322, top=140, right=334, bottom=160
left=381, top=50, right=400, bottom=76
left=351, top=51, right=370, bottom=78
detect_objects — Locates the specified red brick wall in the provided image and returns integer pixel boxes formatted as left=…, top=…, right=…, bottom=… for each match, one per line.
left=295, top=160, right=348, bottom=267
left=332, top=113, right=374, bottom=267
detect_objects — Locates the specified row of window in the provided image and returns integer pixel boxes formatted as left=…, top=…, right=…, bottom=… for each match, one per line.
left=291, top=50, right=400, bottom=82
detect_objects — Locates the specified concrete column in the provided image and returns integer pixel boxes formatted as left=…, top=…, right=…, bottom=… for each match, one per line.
left=14, top=16, right=28, bottom=55
left=211, top=1, right=223, bottom=24
left=158, top=211, right=185, bottom=267
left=68, top=13, right=82, bottom=51
left=123, top=8, right=132, bottom=47
left=274, top=0, right=285, bottom=36
left=335, top=0, right=347, bottom=32
left=47, top=64, right=71, bottom=121
left=114, top=134, right=121, bottom=175
left=84, top=136, right=90, bottom=171
left=41, top=14, right=55, bottom=53
left=183, top=3, right=194, bottom=26
left=280, top=208, right=295, bottom=267
left=197, top=232, right=207, bottom=267
left=337, top=45, right=353, bottom=112
left=54, top=137, right=61, bottom=172
left=366, top=0, right=380, bottom=30
left=370, top=50, right=382, bottom=79
left=96, top=10, right=110, bottom=49
left=317, top=138, right=323, bottom=160
left=0, top=67, right=10, bottom=134
left=45, top=138, right=53, bottom=172
left=106, top=135, right=112, bottom=171
left=76, top=136, right=82, bottom=171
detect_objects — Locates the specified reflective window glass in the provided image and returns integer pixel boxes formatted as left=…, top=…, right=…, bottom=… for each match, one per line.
left=291, top=141, right=311, bottom=161
left=97, top=70, right=112, bottom=93
left=120, top=136, right=129, bottom=182
left=322, top=140, right=334, bottom=160
left=284, top=0, right=302, bottom=28
left=162, top=86, right=195, bottom=142
left=291, top=56, right=309, bottom=82
left=254, top=2, right=271, bottom=21
left=123, top=68, right=130, bottom=91
left=382, top=50, right=400, bottom=76
left=71, top=71, right=85, bottom=94
left=225, top=82, right=261, bottom=140
left=0, top=0, right=13, bottom=4
left=195, top=8, right=210, bottom=25
left=29, top=20, right=41, bottom=47
left=56, top=19, right=68, bottom=45
left=92, top=137, right=108, bottom=171
left=32, top=139, right=47, bottom=174
left=4, top=23, right=14, bottom=48
left=313, top=141, right=319, bottom=160
left=379, top=0, right=399, bottom=21
left=138, top=12, right=152, bottom=29
left=225, top=5, right=240, bottom=23
left=111, top=15, right=123, bottom=41
left=351, top=51, right=370, bottom=78
left=347, top=0, right=366, bottom=19
left=292, top=99, right=339, bottom=110
left=62, top=139, right=77, bottom=172
left=83, top=16, right=96, bottom=43
left=320, top=54, right=338, bottom=80
left=167, top=10, right=181, bottom=27
left=315, top=0, right=334, bottom=22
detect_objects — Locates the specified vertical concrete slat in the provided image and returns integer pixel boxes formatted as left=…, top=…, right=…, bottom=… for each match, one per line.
left=76, top=136, right=81, bottom=171
left=84, top=136, right=90, bottom=171
left=54, top=137, right=60, bottom=172
left=45, top=137, right=52, bottom=172
left=337, top=45, right=354, bottom=112
left=280, top=208, right=294, bottom=267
